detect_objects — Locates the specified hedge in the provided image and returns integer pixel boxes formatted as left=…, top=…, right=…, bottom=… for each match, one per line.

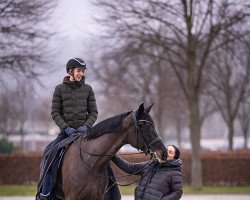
left=0, top=150, right=249, bottom=186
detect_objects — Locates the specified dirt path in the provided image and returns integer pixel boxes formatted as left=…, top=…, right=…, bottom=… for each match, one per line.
left=0, top=195, right=250, bottom=200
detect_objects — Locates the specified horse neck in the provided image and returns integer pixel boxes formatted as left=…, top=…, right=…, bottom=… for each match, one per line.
left=82, top=131, right=126, bottom=169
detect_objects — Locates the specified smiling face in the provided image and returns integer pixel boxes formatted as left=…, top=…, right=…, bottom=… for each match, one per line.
left=69, top=67, right=85, bottom=82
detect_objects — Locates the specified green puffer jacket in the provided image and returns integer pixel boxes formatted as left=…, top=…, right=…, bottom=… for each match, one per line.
left=51, top=76, right=98, bottom=130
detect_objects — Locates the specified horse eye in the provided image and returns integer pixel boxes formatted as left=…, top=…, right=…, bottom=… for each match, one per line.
left=138, top=121, right=144, bottom=126
left=143, top=124, right=151, bottom=130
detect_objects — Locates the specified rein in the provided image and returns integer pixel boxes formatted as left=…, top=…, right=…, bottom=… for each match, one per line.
left=75, top=111, right=158, bottom=158
left=77, top=132, right=151, bottom=196
left=76, top=134, right=113, bottom=157
left=74, top=111, right=163, bottom=195
left=75, top=134, right=147, bottom=177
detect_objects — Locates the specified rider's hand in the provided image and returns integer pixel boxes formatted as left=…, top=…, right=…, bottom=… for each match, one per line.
left=77, top=125, right=88, bottom=134
left=64, top=127, right=76, bottom=136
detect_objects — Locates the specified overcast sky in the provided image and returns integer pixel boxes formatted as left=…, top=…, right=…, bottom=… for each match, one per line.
left=53, top=0, right=98, bottom=37
left=39, top=0, right=101, bottom=96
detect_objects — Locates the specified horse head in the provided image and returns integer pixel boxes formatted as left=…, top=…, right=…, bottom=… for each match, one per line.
left=125, top=103, right=167, bottom=162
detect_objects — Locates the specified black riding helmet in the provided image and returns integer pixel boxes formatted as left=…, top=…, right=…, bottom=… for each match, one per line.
left=66, top=58, right=87, bottom=73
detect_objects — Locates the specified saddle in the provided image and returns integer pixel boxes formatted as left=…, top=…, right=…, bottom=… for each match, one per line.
left=36, top=133, right=81, bottom=200
left=36, top=133, right=121, bottom=200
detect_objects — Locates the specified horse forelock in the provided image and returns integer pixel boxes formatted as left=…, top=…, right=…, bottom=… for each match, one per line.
left=86, top=111, right=132, bottom=140
left=140, top=110, right=154, bottom=125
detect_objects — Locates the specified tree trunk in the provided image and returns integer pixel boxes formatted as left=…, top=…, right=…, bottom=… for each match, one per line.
left=186, top=16, right=203, bottom=188
left=155, top=102, right=165, bottom=140
left=189, top=97, right=202, bottom=189
left=243, top=133, right=248, bottom=149
left=228, top=120, right=234, bottom=150
left=20, top=124, right=25, bottom=151
left=176, top=118, right=182, bottom=148
left=242, top=125, right=248, bottom=149
left=155, top=65, right=167, bottom=141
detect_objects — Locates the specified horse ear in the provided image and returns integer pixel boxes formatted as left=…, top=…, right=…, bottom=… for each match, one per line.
left=145, top=103, right=154, bottom=113
left=137, top=103, right=145, bottom=118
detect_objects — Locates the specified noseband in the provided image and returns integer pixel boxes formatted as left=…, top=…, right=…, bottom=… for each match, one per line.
left=132, top=111, right=162, bottom=154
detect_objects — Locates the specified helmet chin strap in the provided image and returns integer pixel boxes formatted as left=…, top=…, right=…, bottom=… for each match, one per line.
left=69, top=69, right=77, bottom=82
left=72, top=72, right=76, bottom=81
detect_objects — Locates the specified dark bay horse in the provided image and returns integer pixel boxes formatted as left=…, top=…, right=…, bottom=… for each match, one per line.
left=61, top=103, right=167, bottom=200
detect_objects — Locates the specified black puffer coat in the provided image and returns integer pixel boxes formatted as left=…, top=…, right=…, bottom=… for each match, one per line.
left=51, top=76, right=98, bottom=130
left=112, top=157, right=183, bottom=200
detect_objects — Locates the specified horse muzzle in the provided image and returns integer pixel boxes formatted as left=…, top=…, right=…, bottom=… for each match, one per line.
left=150, top=150, right=166, bottom=163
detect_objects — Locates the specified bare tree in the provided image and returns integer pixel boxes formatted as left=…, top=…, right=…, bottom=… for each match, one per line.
left=0, top=81, right=35, bottom=150
left=167, top=90, right=189, bottom=148
left=30, top=95, right=54, bottom=132
left=14, top=82, right=35, bottom=150
left=92, top=0, right=250, bottom=188
left=91, top=42, right=183, bottom=140
left=238, top=97, right=250, bottom=149
left=237, top=45, right=250, bottom=149
left=0, top=89, right=17, bottom=139
left=207, top=40, right=250, bottom=150
left=0, top=0, right=57, bottom=85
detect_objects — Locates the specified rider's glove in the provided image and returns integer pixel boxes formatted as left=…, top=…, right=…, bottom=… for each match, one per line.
left=77, top=125, right=88, bottom=134
left=64, top=127, right=76, bottom=136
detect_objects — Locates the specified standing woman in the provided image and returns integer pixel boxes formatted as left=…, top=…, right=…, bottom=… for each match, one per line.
left=112, top=145, right=183, bottom=200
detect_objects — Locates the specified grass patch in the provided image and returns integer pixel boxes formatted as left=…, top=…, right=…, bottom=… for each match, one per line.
left=184, top=185, right=250, bottom=194
left=0, top=185, right=250, bottom=196
left=119, top=185, right=136, bottom=195
left=0, top=185, right=37, bottom=196
left=0, top=185, right=137, bottom=196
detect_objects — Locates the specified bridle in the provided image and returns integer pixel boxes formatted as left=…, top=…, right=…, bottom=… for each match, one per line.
left=132, top=111, right=162, bottom=155
left=76, top=111, right=164, bottom=161
left=76, top=111, right=162, bottom=157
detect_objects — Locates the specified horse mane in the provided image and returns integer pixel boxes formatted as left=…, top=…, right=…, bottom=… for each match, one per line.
left=86, top=111, right=132, bottom=140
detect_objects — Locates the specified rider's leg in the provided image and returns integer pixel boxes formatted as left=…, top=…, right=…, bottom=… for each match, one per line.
left=38, top=131, right=68, bottom=199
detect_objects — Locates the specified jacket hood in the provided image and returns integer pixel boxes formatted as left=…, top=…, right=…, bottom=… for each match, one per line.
left=160, top=159, right=182, bottom=169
